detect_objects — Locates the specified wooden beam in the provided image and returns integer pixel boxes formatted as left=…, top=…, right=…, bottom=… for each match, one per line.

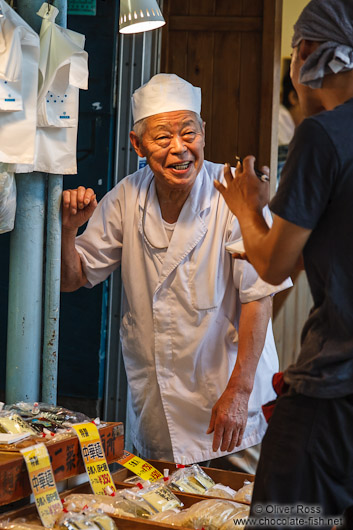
left=168, top=15, right=262, bottom=32
left=258, top=0, right=283, bottom=192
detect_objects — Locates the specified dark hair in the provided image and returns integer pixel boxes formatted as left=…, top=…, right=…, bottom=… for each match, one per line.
left=282, top=66, right=296, bottom=110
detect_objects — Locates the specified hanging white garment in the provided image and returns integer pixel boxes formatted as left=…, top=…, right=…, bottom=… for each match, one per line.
left=35, top=3, right=88, bottom=174
left=9, top=2, right=89, bottom=175
left=0, top=163, right=16, bottom=234
left=0, top=0, right=39, bottom=164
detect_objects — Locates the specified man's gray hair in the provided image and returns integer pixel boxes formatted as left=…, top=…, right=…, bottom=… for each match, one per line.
left=133, top=112, right=204, bottom=142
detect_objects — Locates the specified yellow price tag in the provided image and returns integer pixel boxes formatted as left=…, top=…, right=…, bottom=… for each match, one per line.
left=20, top=443, right=62, bottom=528
left=72, top=422, right=116, bottom=496
left=116, top=450, right=163, bottom=482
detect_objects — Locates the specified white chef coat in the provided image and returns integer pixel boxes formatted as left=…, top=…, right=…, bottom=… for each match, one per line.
left=76, top=160, right=291, bottom=464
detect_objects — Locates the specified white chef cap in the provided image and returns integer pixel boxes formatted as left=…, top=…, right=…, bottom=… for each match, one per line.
left=131, top=73, right=201, bottom=124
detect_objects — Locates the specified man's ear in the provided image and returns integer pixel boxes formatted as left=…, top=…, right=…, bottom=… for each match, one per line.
left=202, top=121, right=206, bottom=147
left=298, top=39, right=320, bottom=61
left=130, top=131, right=145, bottom=157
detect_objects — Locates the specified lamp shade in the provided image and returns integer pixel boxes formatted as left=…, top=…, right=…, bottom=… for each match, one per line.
left=119, top=0, right=165, bottom=34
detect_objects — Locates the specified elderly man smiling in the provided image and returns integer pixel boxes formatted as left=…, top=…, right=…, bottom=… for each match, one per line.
left=61, top=74, right=290, bottom=467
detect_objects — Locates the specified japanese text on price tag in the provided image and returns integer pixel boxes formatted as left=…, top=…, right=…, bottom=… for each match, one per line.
left=116, top=450, right=163, bottom=482
left=20, top=443, right=62, bottom=528
left=72, top=422, right=116, bottom=495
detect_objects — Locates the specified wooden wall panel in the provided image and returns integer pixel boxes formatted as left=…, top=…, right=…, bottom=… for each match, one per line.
left=161, top=0, right=281, bottom=167
left=237, top=31, right=262, bottom=161
left=211, top=32, right=241, bottom=163
left=185, top=32, right=215, bottom=159
left=189, top=0, right=216, bottom=16
left=216, top=0, right=242, bottom=16
left=242, top=0, right=263, bottom=16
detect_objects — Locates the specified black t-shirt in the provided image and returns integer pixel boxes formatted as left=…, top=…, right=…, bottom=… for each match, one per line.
left=270, top=97, right=353, bottom=398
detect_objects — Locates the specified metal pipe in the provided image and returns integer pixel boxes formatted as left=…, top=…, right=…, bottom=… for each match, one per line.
left=6, top=173, right=45, bottom=403
left=41, top=0, right=67, bottom=405
left=42, top=174, right=63, bottom=405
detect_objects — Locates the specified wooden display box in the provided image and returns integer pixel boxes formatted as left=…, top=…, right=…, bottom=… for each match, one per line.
left=113, top=459, right=254, bottom=504
left=0, top=477, right=250, bottom=530
left=0, top=459, right=253, bottom=530
left=0, top=422, right=124, bottom=506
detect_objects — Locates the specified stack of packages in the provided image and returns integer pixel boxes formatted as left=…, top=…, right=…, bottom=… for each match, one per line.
left=0, top=401, right=93, bottom=446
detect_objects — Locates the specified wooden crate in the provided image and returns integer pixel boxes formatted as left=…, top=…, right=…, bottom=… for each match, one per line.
left=0, top=422, right=124, bottom=506
left=113, top=459, right=254, bottom=504
left=0, top=477, right=250, bottom=530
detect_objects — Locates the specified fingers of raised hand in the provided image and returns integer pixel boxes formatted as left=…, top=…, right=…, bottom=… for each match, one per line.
left=62, top=188, right=96, bottom=215
left=223, top=162, right=234, bottom=187
left=77, top=186, right=95, bottom=210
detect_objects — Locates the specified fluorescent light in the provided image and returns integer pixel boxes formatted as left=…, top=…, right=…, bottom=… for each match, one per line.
left=119, top=0, right=165, bottom=34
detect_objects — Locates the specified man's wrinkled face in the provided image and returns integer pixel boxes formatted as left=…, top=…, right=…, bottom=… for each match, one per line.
left=132, top=110, right=205, bottom=194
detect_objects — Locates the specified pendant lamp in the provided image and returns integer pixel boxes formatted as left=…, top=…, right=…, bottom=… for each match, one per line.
left=119, top=0, right=165, bottom=34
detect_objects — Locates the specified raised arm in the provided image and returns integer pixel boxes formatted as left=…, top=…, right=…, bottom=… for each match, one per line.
left=214, top=158, right=311, bottom=284
left=61, top=186, right=97, bottom=292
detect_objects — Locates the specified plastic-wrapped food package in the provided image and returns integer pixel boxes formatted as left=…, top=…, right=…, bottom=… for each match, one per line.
left=0, top=412, right=38, bottom=435
left=5, top=402, right=91, bottom=427
left=123, top=475, right=150, bottom=486
left=233, top=481, right=254, bottom=504
left=0, top=520, right=45, bottom=530
left=169, top=464, right=215, bottom=494
left=151, top=498, right=249, bottom=530
left=57, top=512, right=118, bottom=530
left=63, top=492, right=156, bottom=519
left=204, top=483, right=238, bottom=500
left=1, top=402, right=93, bottom=440
left=136, top=482, right=183, bottom=512
left=149, top=509, right=185, bottom=525
left=219, top=509, right=250, bottom=530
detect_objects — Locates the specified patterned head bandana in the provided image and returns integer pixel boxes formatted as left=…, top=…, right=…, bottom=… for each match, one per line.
left=292, top=0, right=353, bottom=88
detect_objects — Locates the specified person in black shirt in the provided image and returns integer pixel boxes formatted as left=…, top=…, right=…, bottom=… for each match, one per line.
left=215, top=0, right=353, bottom=523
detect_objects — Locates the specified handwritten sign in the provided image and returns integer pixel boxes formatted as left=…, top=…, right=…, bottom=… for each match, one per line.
left=71, top=423, right=116, bottom=495
left=20, top=444, right=62, bottom=528
left=116, top=450, right=163, bottom=482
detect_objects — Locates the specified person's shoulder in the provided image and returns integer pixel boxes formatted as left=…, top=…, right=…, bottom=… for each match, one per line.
left=307, top=97, right=353, bottom=130
left=110, top=165, right=153, bottom=194
left=203, top=160, right=225, bottom=182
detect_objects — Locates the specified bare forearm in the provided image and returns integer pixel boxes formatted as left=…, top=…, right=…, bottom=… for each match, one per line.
left=227, top=296, right=272, bottom=395
left=207, top=296, right=272, bottom=451
left=61, top=227, right=87, bottom=292
left=238, top=210, right=310, bottom=285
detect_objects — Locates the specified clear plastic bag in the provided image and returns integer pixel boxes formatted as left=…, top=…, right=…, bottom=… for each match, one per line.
left=136, top=482, right=183, bottom=512
left=169, top=464, right=215, bottom=494
left=151, top=498, right=249, bottom=530
left=0, top=521, right=44, bottom=530
left=219, top=509, right=250, bottom=530
left=233, top=480, right=254, bottom=504
left=57, top=512, right=118, bottom=530
left=204, top=483, right=238, bottom=500
left=62, top=491, right=156, bottom=519
left=4, top=402, right=91, bottom=434
left=0, top=164, right=16, bottom=234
